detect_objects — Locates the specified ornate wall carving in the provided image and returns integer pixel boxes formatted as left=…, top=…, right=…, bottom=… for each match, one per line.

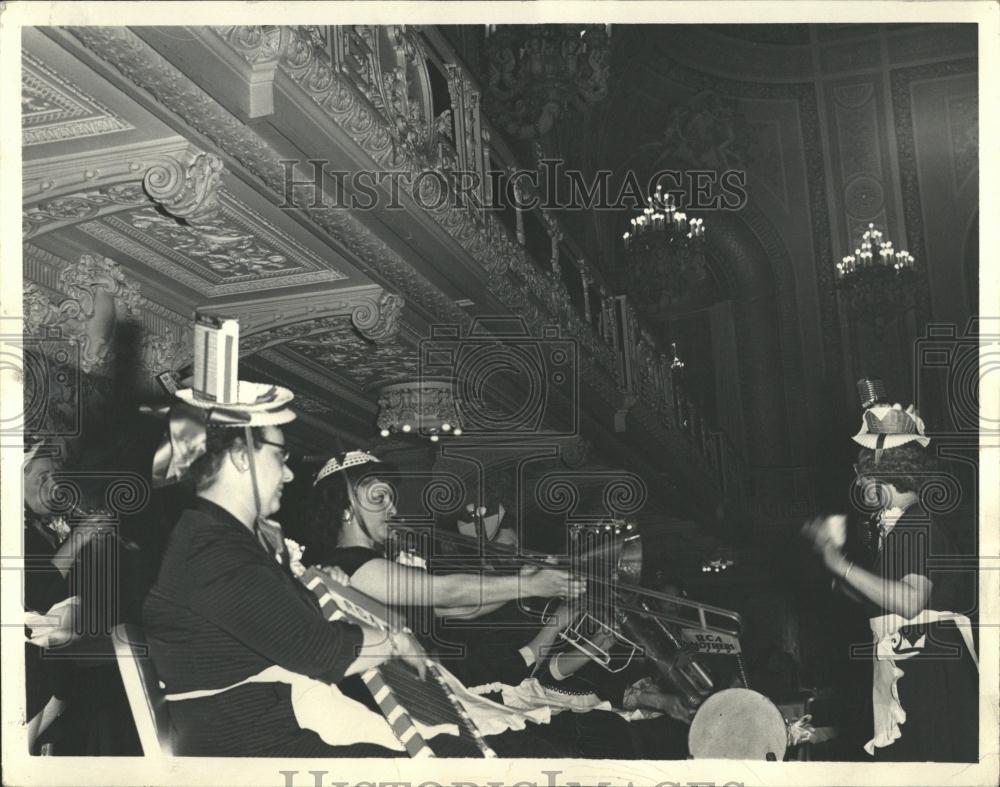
left=22, top=249, right=193, bottom=379
left=23, top=254, right=142, bottom=374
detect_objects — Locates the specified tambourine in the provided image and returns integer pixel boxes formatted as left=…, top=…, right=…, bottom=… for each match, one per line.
left=688, top=688, right=787, bottom=760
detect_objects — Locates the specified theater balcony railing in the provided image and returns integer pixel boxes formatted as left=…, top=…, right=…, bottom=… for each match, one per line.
left=200, top=24, right=747, bottom=514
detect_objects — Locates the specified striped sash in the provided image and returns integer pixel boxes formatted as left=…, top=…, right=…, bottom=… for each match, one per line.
left=301, top=568, right=496, bottom=758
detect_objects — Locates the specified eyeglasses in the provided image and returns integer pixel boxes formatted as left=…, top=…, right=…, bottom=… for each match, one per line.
left=258, top=438, right=290, bottom=463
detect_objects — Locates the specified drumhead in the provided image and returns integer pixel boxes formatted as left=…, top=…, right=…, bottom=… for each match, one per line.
left=688, top=688, right=786, bottom=760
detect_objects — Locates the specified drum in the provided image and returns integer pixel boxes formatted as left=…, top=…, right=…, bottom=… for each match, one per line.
left=688, top=688, right=787, bottom=760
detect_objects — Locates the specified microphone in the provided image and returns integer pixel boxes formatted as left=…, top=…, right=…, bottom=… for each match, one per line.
left=856, top=377, right=887, bottom=410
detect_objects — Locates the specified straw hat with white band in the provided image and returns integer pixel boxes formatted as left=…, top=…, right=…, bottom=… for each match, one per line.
left=851, top=403, right=929, bottom=466
left=144, top=381, right=296, bottom=555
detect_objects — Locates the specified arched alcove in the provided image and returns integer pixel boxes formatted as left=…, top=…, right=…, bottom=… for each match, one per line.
left=702, top=210, right=790, bottom=466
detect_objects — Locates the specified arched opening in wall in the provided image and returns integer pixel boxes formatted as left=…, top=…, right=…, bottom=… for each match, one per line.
left=964, top=211, right=978, bottom=316
left=702, top=211, right=788, bottom=466
left=425, top=57, right=452, bottom=123
left=642, top=254, right=727, bottom=427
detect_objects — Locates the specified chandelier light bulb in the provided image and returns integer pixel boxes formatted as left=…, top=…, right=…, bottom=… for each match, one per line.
left=402, top=423, right=412, bottom=433
left=380, top=428, right=390, bottom=438
left=453, top=428, right=463, bottom=436
left=430, top=434, right=439, bottom=442
left=441, top=422, right=451, bottom=431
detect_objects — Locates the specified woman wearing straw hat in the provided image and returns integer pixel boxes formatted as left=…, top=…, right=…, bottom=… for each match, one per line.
left=309, top=450, right=586, bottom=619
left=141, top=382, right=427, bottom=757
left=802, top=403, right=978, bottom=761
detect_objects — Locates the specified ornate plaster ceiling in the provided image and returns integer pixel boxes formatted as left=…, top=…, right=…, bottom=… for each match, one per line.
left=284, top=322, right=420, bottom=390
left=76, top=189, right=347, bottom=296
left=22, top=50, right=135, bottom=146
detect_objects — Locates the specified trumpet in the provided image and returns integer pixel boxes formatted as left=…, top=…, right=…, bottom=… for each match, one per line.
left=398, top=519, right=741, bottom=710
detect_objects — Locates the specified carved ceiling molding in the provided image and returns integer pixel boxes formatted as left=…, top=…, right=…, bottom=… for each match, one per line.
left=214, top=26, right=615, bottom=371
left=108, top=190, right=343, bottom=281
left=64, top=26, right=465, bottom=329
left=23, top=136, right=193, bottom=202
left=224, top=285, right=390, bottom=338
left=22, top=50, right=134, bottom=146
left=241, top=311, right=417, bottom=391
left=286, top=323, right=420, bottom=390
left=77, top=219, right=339, bottom=297
left=143, top=148, right=224, bottom=223
left=254, top=348, right=378, bottom=413
left=819, top=39, right=883, bottom=76
left=24, top=182, right=148, bottom=239
left=352, top=292, right=404, bottom=343
left=66, top=25, right=616, bottom=388
left=62, top=26, right=717, bottom=504
left=25, top=142, right=231, bottom=240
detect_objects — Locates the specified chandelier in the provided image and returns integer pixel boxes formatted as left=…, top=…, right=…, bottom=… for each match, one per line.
left=483, top=24, right=611, bottom=140
left=621, top=186, right=707, bottom=311
left=835, top=223, right=922, bottom=317
left=375, top=380, right=462, bottom=442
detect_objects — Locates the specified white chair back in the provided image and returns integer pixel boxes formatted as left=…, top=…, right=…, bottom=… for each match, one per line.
left=112, top=623, right=173, bottom=756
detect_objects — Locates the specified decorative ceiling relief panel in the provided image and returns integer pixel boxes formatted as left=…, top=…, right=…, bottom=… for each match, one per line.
left=22, top=51, right=134, bottom=146
left=23, top=183, right=148, bottom=239
left=286, top=322, right=419, bottom=389
left=66, top=26, right=462, bottom=325
left=77, top=187, right=346, bottom=295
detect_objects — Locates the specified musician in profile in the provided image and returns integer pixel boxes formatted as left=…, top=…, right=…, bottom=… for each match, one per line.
left=308, top=451, right=586, bottom=624
left=303, top=450, right=594, bottom=756
left=802, top=400, right=978, bottom=761
left=141, top=383, right=426, bottom=757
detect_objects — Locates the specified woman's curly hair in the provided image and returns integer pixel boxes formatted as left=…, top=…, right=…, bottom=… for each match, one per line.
left=307, top=464, right=378, bottom=544
left=188, top=426, right=264, bottom=491
left=856, top=442, right=937, bottom=494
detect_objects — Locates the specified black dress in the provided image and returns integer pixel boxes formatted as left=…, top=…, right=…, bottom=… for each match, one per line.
left=866, top=506, right=978, bottom=762
left=142, top=500, right=396, bottom=757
